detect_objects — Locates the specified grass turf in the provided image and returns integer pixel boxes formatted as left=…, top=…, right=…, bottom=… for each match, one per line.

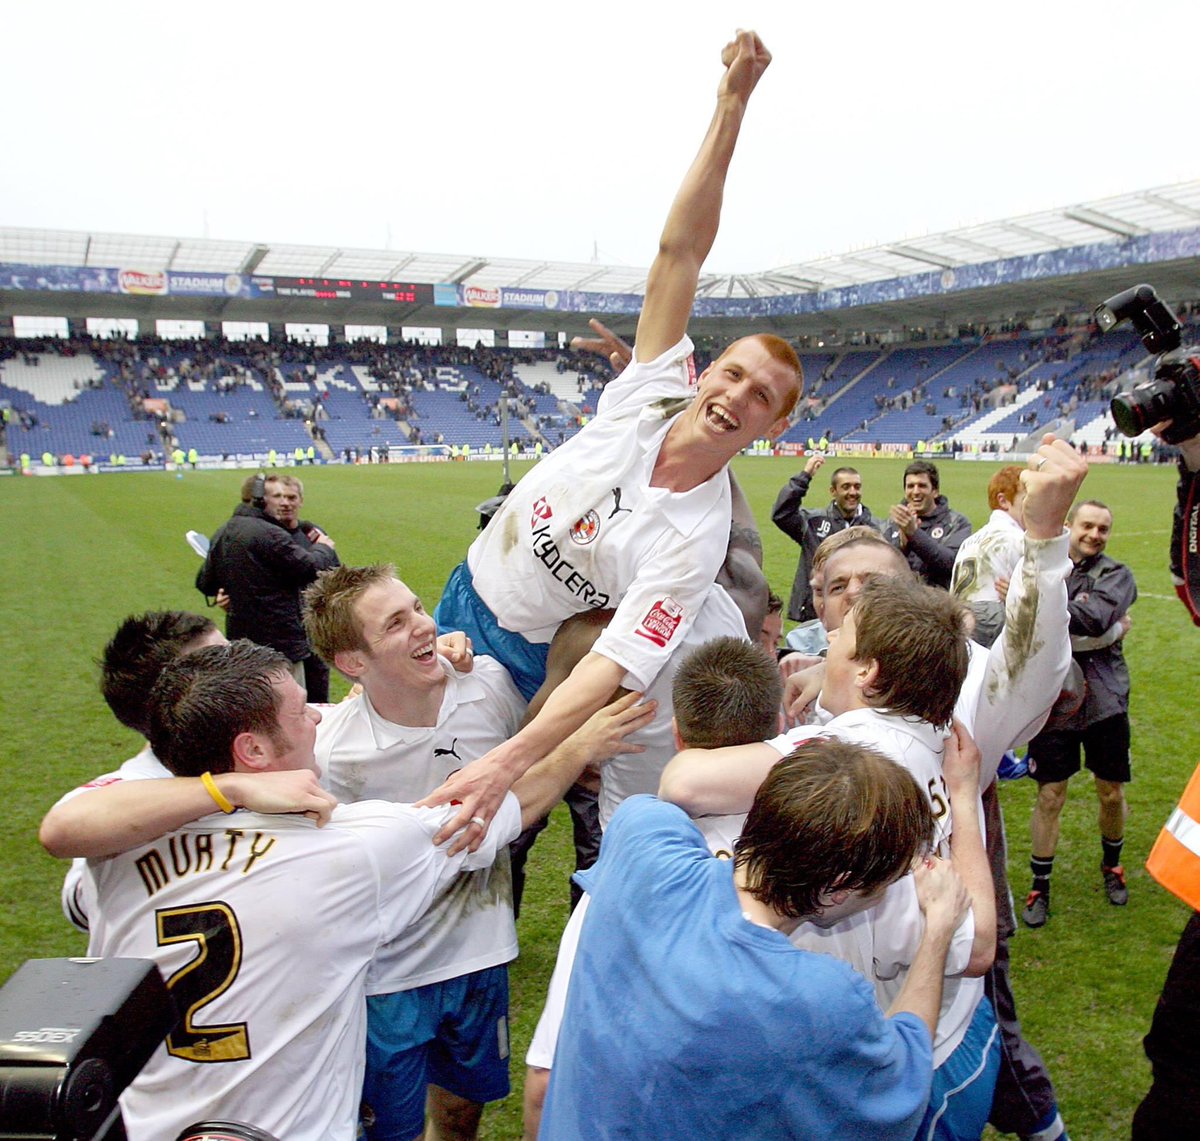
left=1, top=454, right=1194, bottom=1140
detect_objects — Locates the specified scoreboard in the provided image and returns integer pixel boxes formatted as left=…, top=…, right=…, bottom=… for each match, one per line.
left=269, top=277, right=435, bottom=303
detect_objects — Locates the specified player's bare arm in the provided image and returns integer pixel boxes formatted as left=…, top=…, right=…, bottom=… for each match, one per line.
left=418, top=651, right=628, bottom=852
left=512, top=691, right=656, bottom=828
left=39, top=769, right=337, bottom=859
left=634, top=29, right=771, bottom=362
left=657, top=740, right=780, bottom=816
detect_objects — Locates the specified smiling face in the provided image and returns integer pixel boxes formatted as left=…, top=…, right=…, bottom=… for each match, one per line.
left=830, top=469, right=863, bottom=518
left=689, top=336, right=798, bottom=454
left=1068, top=503, right=1112, bottom=563
left=903, top=473, right=936, bottom=517
left=350, top=577, right=442, bottom=693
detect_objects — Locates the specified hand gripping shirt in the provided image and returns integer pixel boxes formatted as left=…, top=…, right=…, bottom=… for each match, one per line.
left=86, top=794, right=520, bottom=1141
left=464, top=337, right=731, bottom=691
left=313, top=655, right=526, bottom=991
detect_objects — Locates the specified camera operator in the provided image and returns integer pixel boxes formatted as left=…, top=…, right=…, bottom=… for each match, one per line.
left=1132, top=425, right=1200, bottom=1139
left=1097, top=284, right=1200, bottom=1137
left=1167, top=433, right=1200, bottom=623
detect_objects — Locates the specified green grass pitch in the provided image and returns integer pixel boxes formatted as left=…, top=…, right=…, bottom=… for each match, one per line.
left=1, top=454, right=1194, bottom=1139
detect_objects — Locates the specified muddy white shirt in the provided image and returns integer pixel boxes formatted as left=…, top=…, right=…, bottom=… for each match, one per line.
left=87, top=795, right=521, bottom=1141
left=313, top=655, right=526, bottom=992
left=465, top=337, right=732, bottom=691
left=951, top=509, right=1024, bottom=604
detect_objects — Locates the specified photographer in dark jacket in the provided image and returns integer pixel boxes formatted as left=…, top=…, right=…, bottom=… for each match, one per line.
left=1134, top=432, right=1200, bottom=1139
left=196, top=473, right=339, bottom=699
left=881, top=459, right=973, bottom=589
left=771, top=456, right=881, bottom=622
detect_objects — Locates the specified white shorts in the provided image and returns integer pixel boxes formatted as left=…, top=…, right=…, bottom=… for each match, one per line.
left=525, top=893, right=590, bottom=1069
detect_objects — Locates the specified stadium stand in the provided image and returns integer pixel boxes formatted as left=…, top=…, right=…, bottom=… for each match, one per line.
left=4, top=306, right=1199, bottom=469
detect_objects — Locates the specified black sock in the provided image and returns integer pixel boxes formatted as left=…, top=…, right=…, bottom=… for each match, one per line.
left=1102, top=837, right=1124, bottom=869
left=1031, top=855, right=1055, bottom=895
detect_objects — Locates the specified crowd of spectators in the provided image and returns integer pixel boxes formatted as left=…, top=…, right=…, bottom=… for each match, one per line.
left=4, top=305, right=1200, bottom=466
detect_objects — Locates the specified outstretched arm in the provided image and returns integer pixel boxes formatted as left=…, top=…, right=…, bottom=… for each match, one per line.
left=39, top=769, right=338, bottom=859
left=969, top=435, right=1085, bottom=780
left=634, top=30, right=771, bottom=362
left=658, top=740, right=781, bottom=815
left=417, top=651, right=627, bottom=850
left=512, top=691, right=655, bottom=827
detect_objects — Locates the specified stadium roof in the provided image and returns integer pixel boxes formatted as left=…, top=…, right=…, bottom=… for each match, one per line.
left=4, top=181, right=1200, bottom=301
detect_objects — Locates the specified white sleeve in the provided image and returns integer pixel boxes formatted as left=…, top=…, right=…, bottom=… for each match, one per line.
left=963, top=531, right=1072, bottom=784
left=595, top=336, right=695, bottom=416
left=592, top=529, right=729, bottom=691
left=366, top=793, right=523, bottom=941
left=61, top=858, right=92, bottom=932
left=765, top=725, right=824, bottom=758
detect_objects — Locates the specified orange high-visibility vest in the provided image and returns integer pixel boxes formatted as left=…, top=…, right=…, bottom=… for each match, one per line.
left=1147, top=763, right=1200, bottom=909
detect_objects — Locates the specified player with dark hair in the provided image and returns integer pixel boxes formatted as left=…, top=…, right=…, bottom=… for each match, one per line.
left=50, top=610, right=323, bottom=932
left=100, top=610, right=222, bottom=736
left=882, top=459, right=973, bottom=589
left=42, top=639, right=643, bottom=1141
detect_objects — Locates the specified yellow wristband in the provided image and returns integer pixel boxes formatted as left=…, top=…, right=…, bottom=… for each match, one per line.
left=201, top=771, right=236, bottom=814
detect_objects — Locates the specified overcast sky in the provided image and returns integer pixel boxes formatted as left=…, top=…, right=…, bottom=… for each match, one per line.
left=6, top=1, right=1195, bottom=275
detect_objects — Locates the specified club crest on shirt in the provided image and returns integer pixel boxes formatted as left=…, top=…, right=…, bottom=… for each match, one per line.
left=931, top=526, right=944, bottom=539
left=570, top=510, right=601, bottom=545
left=635, top=596, right=684, bottom=647
left=530, top=497, right=553, bottom=529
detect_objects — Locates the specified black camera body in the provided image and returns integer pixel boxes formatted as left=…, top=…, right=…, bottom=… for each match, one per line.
left=0, top=958, right=175, bottom=1141
left=1096, top=284, right=1200, bottom=444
